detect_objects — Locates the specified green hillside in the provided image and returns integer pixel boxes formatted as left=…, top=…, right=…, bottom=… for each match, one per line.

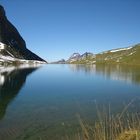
left=69, top=44, right=140, bottom=65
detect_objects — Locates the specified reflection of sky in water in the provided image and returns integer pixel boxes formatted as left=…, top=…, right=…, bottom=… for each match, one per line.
left=0, top=64, right=140, bottom=140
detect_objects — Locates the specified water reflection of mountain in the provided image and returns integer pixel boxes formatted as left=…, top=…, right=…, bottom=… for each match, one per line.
left=0, top=67, right=38, bottom=120
left=69, top=64, right=140, bottom=84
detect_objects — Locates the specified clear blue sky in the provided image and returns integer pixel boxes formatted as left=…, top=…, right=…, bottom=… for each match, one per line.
left=1, top=0, right=140, bottom=62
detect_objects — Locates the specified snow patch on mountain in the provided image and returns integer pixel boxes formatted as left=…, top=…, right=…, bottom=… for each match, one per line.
left=110, top=47, right=132, bottom=53
left=0, top=42, right=5, bottom=50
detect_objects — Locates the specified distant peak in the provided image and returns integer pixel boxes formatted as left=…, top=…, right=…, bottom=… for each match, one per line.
left=71, top=53, right=80, bottom=57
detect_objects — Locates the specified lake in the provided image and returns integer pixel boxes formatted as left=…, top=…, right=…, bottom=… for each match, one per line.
left=0, top=64, right=140, bottom=140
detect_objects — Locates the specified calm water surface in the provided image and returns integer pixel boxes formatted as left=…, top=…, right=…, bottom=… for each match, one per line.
left=0, top=64, right=140, bottom=140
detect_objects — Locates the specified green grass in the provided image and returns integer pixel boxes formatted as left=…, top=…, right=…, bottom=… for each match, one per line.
left=69, top=44, right=140, bottom=66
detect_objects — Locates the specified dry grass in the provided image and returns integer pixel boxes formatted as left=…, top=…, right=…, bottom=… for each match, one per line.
left=75, top=100, right=140, bottom=140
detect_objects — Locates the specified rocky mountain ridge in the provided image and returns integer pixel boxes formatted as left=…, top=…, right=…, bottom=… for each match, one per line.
left=0, top=5, right=46, bottom=65
left=52, top=44, right=140, bottom=65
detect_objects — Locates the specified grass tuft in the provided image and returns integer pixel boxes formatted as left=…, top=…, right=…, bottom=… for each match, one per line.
left=76, top=101, right=140, bottom=140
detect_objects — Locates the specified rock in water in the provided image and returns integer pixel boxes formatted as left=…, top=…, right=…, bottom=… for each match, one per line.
left=0, top=5, right=46, bottom=63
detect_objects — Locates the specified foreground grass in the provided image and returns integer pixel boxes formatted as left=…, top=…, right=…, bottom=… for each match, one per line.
left=62, top=100, right=140, bottom=140
left=77, top=101, right=140, bottom=140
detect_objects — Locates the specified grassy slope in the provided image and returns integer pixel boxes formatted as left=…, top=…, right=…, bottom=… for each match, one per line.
left=96, top=44, right=140, bottom=65
left=120, top=44, right=140, bottom=65
left=69, top=44, right=140, bottom=65
left=69, top=55, right=96, bottom=64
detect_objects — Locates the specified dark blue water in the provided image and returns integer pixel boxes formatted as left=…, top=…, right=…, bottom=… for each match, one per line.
left=0, top=64, right=140, bottom=140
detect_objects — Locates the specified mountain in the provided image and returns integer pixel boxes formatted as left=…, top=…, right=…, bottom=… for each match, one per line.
left=66, top=52, right=95, bottom=63
left=50, top=59, right=66, bottom=64
left=67, top=53, right=81, bottom=63
left=65, top=44, right=140, bottom=65
left=0, top=5, right=46, bottom=65
left=95, top=44, right=140, bottom=65
left=66, top=52, right=95, bottom=64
